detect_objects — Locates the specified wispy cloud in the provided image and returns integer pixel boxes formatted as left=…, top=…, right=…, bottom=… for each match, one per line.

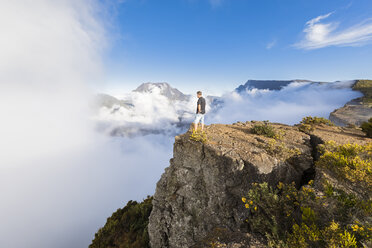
left=294, top=12, right=372, bottom=49
left=266, top=39, right=277, bottom=50
left=209, top=0, right=223, bottom=8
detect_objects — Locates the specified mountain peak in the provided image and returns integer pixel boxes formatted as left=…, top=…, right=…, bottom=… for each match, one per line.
left=133, top=82, right=189, bottom=101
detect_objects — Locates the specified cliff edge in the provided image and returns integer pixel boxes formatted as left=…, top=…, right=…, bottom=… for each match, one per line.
left=148, top=121, right=370, bottom=247
left=329, top=80, right=372, bottom=126
left=89, top=120, right=371, bottom=248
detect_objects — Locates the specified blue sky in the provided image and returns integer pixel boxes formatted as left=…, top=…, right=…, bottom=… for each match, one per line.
left=102, top=0, right=372, bottom=94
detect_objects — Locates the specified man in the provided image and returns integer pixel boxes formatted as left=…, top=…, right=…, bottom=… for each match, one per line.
left=193, top=91, right=206, bottom=132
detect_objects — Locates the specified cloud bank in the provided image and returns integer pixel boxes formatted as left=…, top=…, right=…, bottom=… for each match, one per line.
left=94, top=89, right=197, bottom=136
left=295, top=12, right=372, bottom=49
left=0, top=1, right=172, bottom=248
left=95, top=80, right=361, bottom=137
left=209, top=81, right=361, bottom=125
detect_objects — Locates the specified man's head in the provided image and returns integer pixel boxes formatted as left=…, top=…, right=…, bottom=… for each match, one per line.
left=197, top=91, right=202, bottom=98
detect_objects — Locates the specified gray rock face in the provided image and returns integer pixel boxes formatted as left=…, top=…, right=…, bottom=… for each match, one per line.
left=329, top=80, right=372, bottom=127
left=329, top=98, right=372, bottom=126
left=148, top=122, right=314, bottom=247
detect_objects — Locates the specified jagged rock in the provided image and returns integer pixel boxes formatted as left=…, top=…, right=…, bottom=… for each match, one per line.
left=148, top=122, right=314, bottom=247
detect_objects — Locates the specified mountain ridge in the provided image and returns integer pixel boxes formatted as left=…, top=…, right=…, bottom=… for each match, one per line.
left=133, top=82, right=190, bottom=102
left=235, top=79, right=314, bottom=92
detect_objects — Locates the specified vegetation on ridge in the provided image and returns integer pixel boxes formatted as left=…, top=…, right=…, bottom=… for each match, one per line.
left=251, top=122, right=277, bottom=138
left=298, top=116, right=334, bottom=134
left=89, top=197, right=152, bottom=248
left=190, top=129, right=208, bottom=143
left=241, top=142, right=372, bottom=247
left=361, top=118, right=372, bottom=138
left=353, top=80, right=372, bottom=105
left=317, top=141, right=372, bottom=188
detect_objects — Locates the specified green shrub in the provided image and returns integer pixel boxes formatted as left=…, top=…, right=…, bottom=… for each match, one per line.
left=317, top=141, right=372, bottom=187
left=353, top=80, right=372, bottom=105
left=242, top=181, right=371, bottom=247
left=251, top=123, right=277, bottom=138
left=262, top=138, right=301, bottom=159
left=298, top=123, right=315, bottom=134
left=242, top=142, right=372, bottom=247
left=298, top=116, right=334, bottom=134
left=190, top=130, right=207, bottom=143
left=89, top=196, right=152, bottom=248
left=361, top=118, right=372, bottom=138
left=300, top=116, right=334, bottom=126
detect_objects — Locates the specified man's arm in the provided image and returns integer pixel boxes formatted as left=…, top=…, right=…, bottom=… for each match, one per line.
left=198, top=104, right=201, bottom=113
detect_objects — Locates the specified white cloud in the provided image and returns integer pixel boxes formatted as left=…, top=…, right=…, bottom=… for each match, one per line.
left=266, top=39, right=277, bottom=50
left=295, top=12, right=372, bottom=49
left=0, top=1, right=172, bottom=248
left=209, top=81, right=361, bottom=125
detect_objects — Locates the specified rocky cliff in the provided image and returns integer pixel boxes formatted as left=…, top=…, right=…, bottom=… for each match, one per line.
left=148, top=121, right=371, bottom=247
left=329, top=80, right=372, bottom=126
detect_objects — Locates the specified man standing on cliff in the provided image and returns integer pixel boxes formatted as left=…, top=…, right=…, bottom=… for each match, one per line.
left=193, top=91, right=206, bottom=132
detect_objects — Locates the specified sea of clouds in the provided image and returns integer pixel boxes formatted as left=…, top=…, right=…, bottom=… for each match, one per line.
left=96, top=80, right=361, bottom=136
left=0, top=1, right=173, bottom=248
left=210, top=80, right=361, bottom=125
left=0, top=1, right=362, bottom=248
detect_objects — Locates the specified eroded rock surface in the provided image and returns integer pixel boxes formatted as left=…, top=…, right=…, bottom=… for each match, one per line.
left=329, top=98, right=372, bottom=126
left=148, top=122, right=314, bottom=248
left=329, top=80, right=372, bottom=127
left=148, top=121, right=371, bottom=247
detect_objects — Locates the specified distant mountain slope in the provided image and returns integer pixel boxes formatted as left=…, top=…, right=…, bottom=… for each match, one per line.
left=235, top=79, right=313, bottom=92
left=133, top=82, right=190, bottom=101
left=95, top=93, right=133, bottom=109
left=329, top=80, right=372, bottom=126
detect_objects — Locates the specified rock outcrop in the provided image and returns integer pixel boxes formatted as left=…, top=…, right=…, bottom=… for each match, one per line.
left=329, top=80, right=372, bottom=126
left=148, top=122, right=370, bottom=247
left=149, top=122, right=315, bottom=247
left=329, top=98, right=371, bottom=126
